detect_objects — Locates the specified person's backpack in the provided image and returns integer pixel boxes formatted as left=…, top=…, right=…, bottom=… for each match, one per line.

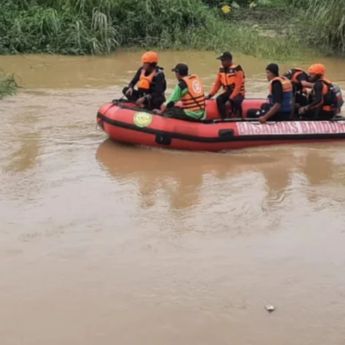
left=323, top=81, right=343, bottom=113
left=332, top=84, right=344, bottom=113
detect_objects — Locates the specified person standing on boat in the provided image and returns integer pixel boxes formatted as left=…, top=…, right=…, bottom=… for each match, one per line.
left=254, top=63, right=293, bottom=123
left=284, top=68, right=313, bottom=110
left=206, top=51, right=245, bottom=119
left=299, top=64, right=338, bottom=120
left=160, top=63, right=206, bottom=121
left=122, top=51, right=166, bottom=110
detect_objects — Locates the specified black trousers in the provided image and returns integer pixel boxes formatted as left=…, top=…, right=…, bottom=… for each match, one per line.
left=294, top=91, right=308, bottom=108
left=247, top=103, right=291, bottom=121
left=164, top=107, right=201, bottom=122
left=302, top=108, right=335, bottom=120
left=122, top=87, right=165, bottom=110
left=216, top=90, right=244, bottom=119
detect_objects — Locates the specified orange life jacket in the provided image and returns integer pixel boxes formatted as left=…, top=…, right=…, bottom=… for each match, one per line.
left=218, top=64, right=245, bottom=95
left=268, top=76, right=293, bottom=113
left=269, top=76, right=293, bottom=93
left=290, top=68, right=304, bottom=84
left=287, top=68, right=310, bottom=94
left=320, top=78, right=335, bottom=112
left=137, top=68, right=157, bottom=90
left=181, top=75, right=205, bottom=111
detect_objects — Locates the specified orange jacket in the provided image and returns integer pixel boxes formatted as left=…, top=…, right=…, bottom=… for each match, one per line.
left=310, top=78, right=334, bottom=112
left=210, top=64, right=245, bottom=99
left=181, top=75, right=206, bottom=111
left=269, top=76, right=293, bottom=94
left=268, top=76, right=293, bottom=113
left=137, top=69, right=157, bottom=90
left=289, top=68, right=304, bottom=84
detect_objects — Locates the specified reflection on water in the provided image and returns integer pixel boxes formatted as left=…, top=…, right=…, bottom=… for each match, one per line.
left=97, top=140, right=254, bottom=207
left=96, top=139, right=345, bottom=211
left=1, top=53, right=345, bottom=345
left=302, top=150, right=334, bottom=185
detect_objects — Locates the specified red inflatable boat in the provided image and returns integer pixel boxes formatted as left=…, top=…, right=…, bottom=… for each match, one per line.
left=97, top=99, right=345, bottom=151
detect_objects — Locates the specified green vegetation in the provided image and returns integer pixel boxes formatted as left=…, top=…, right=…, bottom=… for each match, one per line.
left=0, top=0, right=343, bottom=57
left=0, top=73, right=17, bottom=99
left=302, top=0, right=345, bottom=54
left=205, top=0, right=345, bottom=55
left=0, top=0, right=300, bottom=58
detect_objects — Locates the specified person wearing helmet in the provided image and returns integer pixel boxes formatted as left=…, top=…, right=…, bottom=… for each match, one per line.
left=122, top=51, right=166, bottom=110
left=251, top=63, right=293, bottom=123
left=284, top=68, right=313, bottom=111
left=159, top=63, right=206, bottom=121
left=206, top=51, right=245, bottom=119
left=299, top=64, right=337, bottom=120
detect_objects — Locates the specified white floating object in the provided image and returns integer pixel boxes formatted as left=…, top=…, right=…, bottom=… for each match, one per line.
left=265, top=305, right=275, bottom=312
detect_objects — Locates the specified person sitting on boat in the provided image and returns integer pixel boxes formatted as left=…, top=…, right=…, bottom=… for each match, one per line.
left=284, top=68, right=313, bottom=110
left=299, top=64, right=339, bottom=120
left=160, top=63, right=206, bottom=121
left=206, top=51, right=245, bottom=119
left=252, top=63, right=293, bottom=124
left=122, top=51, right=166, bottom=110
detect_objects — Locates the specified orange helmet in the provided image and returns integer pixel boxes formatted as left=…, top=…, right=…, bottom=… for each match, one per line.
left=141, top=51, right=158, bottom=64
left=308, top=63, right=326, bottom=75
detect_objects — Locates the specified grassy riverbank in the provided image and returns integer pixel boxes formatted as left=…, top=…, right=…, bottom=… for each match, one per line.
left=0, top=0, right=343, bottom=57
left=0, top=0, right=302, bottom=58
left=301, top=0, right=345, bottom=54
left=0, top=73, right=17, bottom=99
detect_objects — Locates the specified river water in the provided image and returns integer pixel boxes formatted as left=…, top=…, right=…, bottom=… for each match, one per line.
left=1, top=51, right=345, bottom=345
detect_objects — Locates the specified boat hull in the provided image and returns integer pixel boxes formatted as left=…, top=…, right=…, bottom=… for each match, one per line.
left=97, top=100, right=345, bottom=151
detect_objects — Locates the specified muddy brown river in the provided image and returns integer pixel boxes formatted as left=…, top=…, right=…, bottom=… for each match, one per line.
left=1, top=51, right=345, bottom=345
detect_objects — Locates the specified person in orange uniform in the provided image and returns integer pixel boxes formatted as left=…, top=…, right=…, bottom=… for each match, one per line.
left=122, top=51, right=166, bottom=110
left=299, top=64, right=338, bottom=120
left=160, top=63, right=206, bottom=121
left=252, top=63, right=293, bottom=123
left=284, top=68, right=313, bottom=109
left=207, top=52, right=245, bottom=118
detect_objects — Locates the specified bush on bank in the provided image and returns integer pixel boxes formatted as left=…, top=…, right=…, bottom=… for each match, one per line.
left=0, top=73, right=17, bottom=99
left=0, top=0, right=343, bottom=56
left=0, top=0, right=299, bottom=57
